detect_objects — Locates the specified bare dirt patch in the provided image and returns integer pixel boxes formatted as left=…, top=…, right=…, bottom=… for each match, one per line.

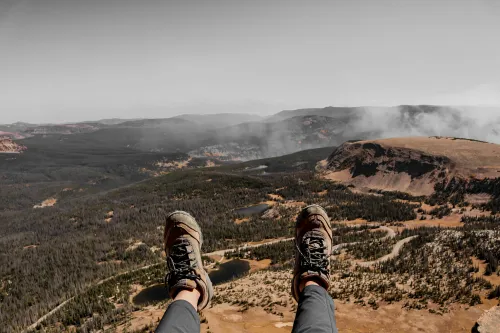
left=333, top=300, right=486, bottom=333
left=338, top=219, right=371, bottom=226
left=115, top=304, right=165, bottom=333
left=404, top=213, right=464, bottom=228
left=126, top=241, right=146, bottom=252
left=281, top=201, right=307, bottom=209
left=245, top=259, right=272, bottom=273
left=465, top=193, right=493, bottom=205
left=324, top=169, right=352, bottom=182
left=206, top=269, right=491, bottom=333
left=33, top=198, right=57, bottom=209
left=268, top=193, right=284, bottom=201
left=235, top=217, right=250, bottom=224
left=316, top=159, right=328, bottom=170
left=203, top=305, right=293, bottom=333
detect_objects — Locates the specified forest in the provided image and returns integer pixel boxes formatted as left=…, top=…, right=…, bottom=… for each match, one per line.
left=1, top=146, right=500, bottom=332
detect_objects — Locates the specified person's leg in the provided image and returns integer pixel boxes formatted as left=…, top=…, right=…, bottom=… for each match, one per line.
left=292, top=281, right=338, bottom=333
left=291, top=205, right=338, bottom=333
left=155, top=211, right=214, bottom=333
left=155, top=290, right=201, bottom=333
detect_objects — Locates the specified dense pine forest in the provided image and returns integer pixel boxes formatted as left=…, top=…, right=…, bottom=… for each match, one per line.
left=1, top=146, right=500, bottom=332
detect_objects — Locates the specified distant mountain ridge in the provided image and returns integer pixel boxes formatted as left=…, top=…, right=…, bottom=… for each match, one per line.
left=2, top=105, right=499, bottom=161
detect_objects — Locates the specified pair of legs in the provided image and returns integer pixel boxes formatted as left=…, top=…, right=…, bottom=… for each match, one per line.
left=156, top=205, right=338, bottom=333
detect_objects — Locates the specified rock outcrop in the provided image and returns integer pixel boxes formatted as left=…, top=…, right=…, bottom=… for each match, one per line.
left=472, top=306, right=500, bottom=333
left=0, top=137, right=26, bottom=153
left=325, top=137, right=500, bottom=196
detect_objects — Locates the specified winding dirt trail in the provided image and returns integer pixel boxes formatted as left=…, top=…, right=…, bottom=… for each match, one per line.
left=206, top=237, right=294, bottom=257
left=25, top=226, right=413, bottom=332
left=357, top=236, right=418, bottom=267
left=331, top=225, right=396, bottom=251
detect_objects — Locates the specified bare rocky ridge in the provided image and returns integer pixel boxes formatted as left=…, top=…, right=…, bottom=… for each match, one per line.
left=472, top=306, right=500, bottom=333
left=325, top=136, right=500, bottom=195
left=0, top=137, right=26, bottom=153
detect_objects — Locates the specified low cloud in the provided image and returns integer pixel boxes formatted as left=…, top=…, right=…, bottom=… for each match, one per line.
left=353, top=105, right=500, bottom=144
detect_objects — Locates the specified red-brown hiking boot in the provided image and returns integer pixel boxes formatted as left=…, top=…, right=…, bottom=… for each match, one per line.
left=291, top=204, right=333, bottom=302
left=164, top=211, right=213, bottom=311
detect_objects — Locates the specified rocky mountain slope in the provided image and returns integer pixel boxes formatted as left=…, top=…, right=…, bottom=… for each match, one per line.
left=0, top=137, right=26, bottom=153
left=2, top=104, right=500, bottom=162
left=325, top=136, right=500, bottom=196
left=188, top=115, right=358, bottom=160
left=473, top=306, right=500, bottom=333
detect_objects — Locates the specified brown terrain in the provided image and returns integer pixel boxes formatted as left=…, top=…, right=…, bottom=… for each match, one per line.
left=121, top=265, right=498, bottom=333
left=33, top=198, right=58, bottom=209
left=28, top=191, right=500, bottom=333
left=117, top=199, right=499, bottom=333
left=18, top=137, right=500, bottom=333
left=0, top=137, right=26, bottom=153
left=324, top=136, right=500, bottom=195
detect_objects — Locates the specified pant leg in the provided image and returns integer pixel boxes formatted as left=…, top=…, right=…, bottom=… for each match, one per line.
left=292, top=285, right=338, bottom=333
left=155, top=300, right=200, bottom=333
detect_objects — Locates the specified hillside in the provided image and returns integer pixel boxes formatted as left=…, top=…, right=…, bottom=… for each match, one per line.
left=0, top=137, right=26, bottom=153
left=173, top=113, right=263, bottom=128
left=325, top=137, right=500, bottom=196
left=2, top=109, right=500, bottom=332
left=188, top=115, right=359, bottom=160
left=2, top=104, right=500, bottom=163
left=1, top=143, right=499, bottom=333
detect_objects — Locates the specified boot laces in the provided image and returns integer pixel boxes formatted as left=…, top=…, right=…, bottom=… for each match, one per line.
left=296, top=235, right=329, bottom=276
left=165, top=238, right=199, bottom=285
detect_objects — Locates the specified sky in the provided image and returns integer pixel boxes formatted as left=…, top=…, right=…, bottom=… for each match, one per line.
left=1, top=0, right=500, bottom=124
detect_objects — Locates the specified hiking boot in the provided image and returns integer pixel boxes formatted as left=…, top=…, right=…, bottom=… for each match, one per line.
left=291, top=204, right=333, bottom=302
left=164, top=211, right=213, bottom=311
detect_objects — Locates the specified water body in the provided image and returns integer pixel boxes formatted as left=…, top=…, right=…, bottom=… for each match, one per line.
left=234, top=204, right=270, bottom=217
left=209, top=259, right=250, bottom=285
left=132, top=284, right=169, bottom=306
left=133, top=259, right=250, bottom=306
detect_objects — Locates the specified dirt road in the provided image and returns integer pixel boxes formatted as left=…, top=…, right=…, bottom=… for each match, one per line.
left=357, top=236, right=418, bottom=267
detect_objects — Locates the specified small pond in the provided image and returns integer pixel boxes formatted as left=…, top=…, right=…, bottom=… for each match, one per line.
left=133, top=259, right=250, bottom=306
left=233, top=204, right=270, bottom=217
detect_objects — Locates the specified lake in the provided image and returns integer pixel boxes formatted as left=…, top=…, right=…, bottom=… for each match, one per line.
left=234, top=204, right=270, bottom=217
left=133, top=259, right=251, bottom=306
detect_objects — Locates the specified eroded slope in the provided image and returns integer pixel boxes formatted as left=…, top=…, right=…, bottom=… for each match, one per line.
left=325, top=137, right=500, bottom=195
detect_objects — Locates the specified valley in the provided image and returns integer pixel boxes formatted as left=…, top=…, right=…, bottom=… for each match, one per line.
left=1, top=107, right=499, bottom=333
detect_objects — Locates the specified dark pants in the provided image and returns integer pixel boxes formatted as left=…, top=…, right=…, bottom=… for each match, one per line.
left=156, top=285, right=338, bottom=333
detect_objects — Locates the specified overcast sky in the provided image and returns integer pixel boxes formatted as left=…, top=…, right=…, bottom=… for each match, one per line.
left=1, top=0, right=500, bottom=124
